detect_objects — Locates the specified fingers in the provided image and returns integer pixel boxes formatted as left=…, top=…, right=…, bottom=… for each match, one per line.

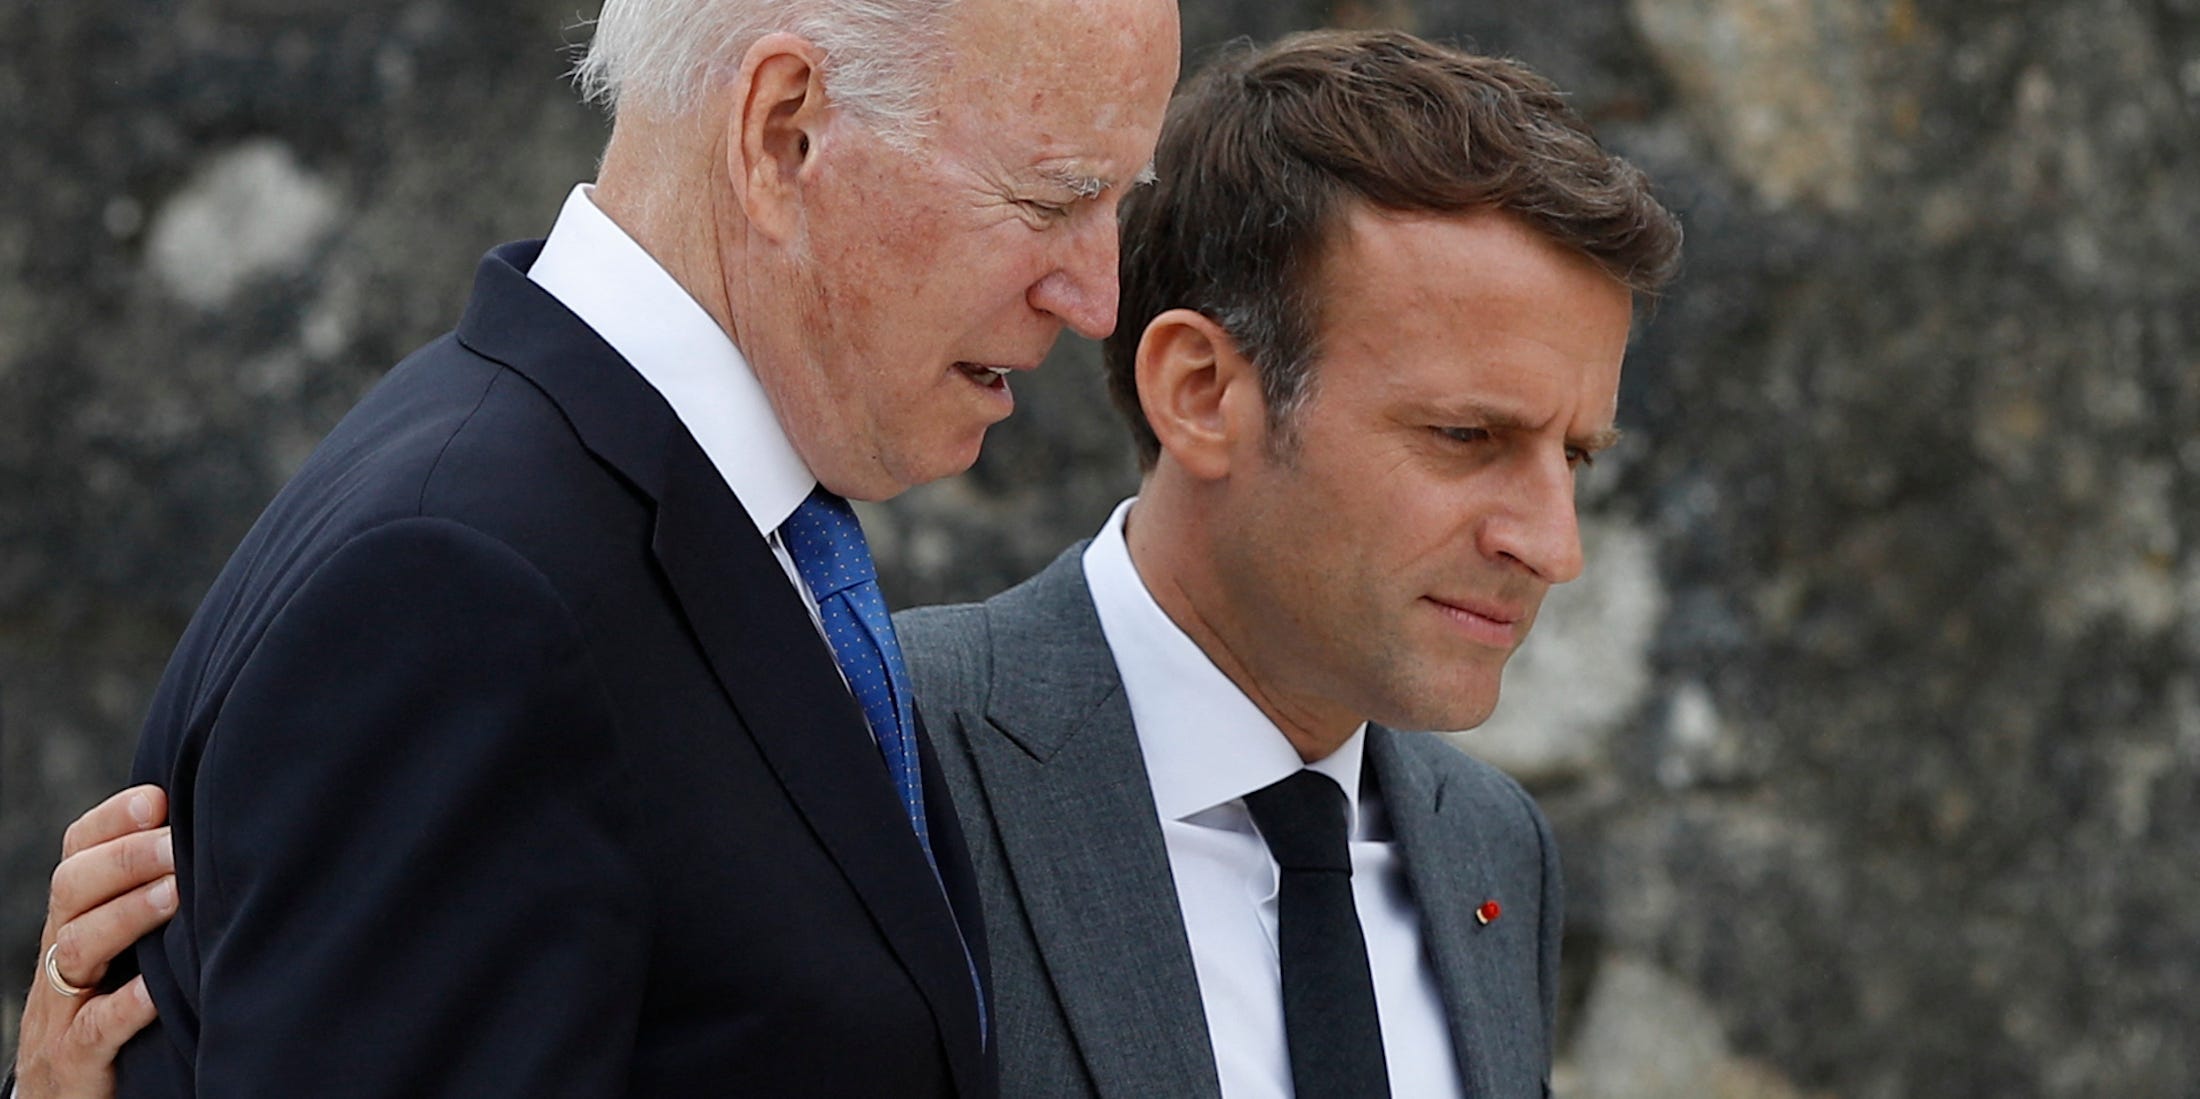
left=15, top=976, right=159, bottom=1099
left=18, top=788, right=174, bottom=1099
left=48, top=874, right=178, bottom=993
left=60, top=785, right=168, bottom=860
left=69, top=974, right=160, bottom=1060
left=48, top=827, right=174, bottom=926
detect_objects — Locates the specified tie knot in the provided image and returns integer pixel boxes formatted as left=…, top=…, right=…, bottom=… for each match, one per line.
left=1243, top=770, right=1353, bottom=873
left=780, top=487, right=878, bottom=598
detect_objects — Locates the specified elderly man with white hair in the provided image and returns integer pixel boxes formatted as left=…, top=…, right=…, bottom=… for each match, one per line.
left=7, top=0, right=1178, bottom=1094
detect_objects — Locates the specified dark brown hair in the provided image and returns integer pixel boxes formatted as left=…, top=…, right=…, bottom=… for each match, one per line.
left=1105, top=29, right=1684, bottom=467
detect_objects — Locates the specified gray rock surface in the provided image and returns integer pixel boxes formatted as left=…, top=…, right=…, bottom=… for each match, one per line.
left=4, top=1, right=2195, bottom=1093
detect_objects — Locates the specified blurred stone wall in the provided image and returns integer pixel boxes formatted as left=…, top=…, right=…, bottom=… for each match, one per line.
left=4, top=0, right=2195, bottom=1094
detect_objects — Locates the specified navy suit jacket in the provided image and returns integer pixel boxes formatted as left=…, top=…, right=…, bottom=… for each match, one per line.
left=115, top=243, right=992, bottom=1097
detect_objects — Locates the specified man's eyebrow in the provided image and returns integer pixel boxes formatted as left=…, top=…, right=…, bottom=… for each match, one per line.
left=1430, top=399, right=1623, bottom=451
left=1036, top=166, right=1108, bottom=198
left=1431, top=399, right=1537, bottom=434
left=1577, top=425, right=1624, bottom=453
left=1036, top=162, right=1156, bottom=197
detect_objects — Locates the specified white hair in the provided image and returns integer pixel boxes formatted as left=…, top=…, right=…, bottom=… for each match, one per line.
left=574, top=0, right=961, bottom=143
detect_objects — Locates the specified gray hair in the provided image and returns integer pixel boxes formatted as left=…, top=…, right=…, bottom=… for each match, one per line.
left=575, top=0, right=960, bottom=143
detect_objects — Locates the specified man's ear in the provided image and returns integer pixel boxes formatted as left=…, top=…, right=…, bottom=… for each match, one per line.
left=727, top=33, right=831, bottom=242
left=1135, top=309, right=1269, bottom=481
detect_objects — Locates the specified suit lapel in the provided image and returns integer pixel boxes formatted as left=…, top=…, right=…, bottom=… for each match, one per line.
left=1370, top=728, right=1527, bottom=1095
left=456, top=242, right=985, bottom=1095
left=654, top=446, right=988, bottom=1093
left=918, top=706, right=994, bottom=1075
left=970, top=552, right=1224, bottom=1098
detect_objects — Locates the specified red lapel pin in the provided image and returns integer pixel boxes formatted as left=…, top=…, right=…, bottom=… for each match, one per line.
left=1476, top=900, right=1502, bottom=926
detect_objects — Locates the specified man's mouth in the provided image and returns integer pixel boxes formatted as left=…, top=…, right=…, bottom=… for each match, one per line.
left=1428, top=595, right=1528, bottom=647
left=956, top=362, right=1015, bottom=388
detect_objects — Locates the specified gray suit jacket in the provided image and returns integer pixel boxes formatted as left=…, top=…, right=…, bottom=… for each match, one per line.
left=898, top=544, right=1563, bottom=1098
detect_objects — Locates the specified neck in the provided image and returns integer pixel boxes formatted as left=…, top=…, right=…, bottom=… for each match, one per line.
left=1124, top=472, right=1360, bottom=763
left=590, top=114, right=751, bottom=353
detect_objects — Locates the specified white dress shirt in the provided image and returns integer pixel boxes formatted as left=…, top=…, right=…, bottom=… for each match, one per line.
left=1082, top=498, right=1465, bottom=1099
left=527, top=184, right=821, bottom=622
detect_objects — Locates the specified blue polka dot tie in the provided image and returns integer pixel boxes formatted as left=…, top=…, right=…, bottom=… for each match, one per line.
left=780, top=487, right=932, bottom=863
left=782, top=487, right=987, bottom=1037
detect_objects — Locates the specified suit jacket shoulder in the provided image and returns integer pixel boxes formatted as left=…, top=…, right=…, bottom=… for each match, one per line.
left=898, top=598, right=990, bottom=717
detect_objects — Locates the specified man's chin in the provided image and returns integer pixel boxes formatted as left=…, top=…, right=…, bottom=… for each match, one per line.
left=1379, top=682, right=1504, bottom=735
left=850, top=432, right=992, bottom=501
left=924, top=428, right=993, bottom=484
left=1414, top=705, right=1500, bottom=735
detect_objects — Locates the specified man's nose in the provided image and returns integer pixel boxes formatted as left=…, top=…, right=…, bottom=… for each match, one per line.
left=1029, top=215, right=1119, bottom=340
left=1480, top=455, right=1586, bottom=585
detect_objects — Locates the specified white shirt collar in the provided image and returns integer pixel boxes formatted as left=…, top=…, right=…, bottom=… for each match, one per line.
left=527, top=183, right=815, bottom=536
left=1082, top=498, right=1369, bottom=831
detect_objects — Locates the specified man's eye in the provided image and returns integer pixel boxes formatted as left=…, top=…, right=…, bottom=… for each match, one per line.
left=1018, top=199, right=1073, bottom=221
left=1435, top=426, right=1492, bottom=445
left=1566, top=447, right=1596, bottom=469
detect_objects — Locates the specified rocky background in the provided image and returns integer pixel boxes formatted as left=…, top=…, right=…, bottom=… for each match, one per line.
left=4, top=0, right=2195, bottom=1094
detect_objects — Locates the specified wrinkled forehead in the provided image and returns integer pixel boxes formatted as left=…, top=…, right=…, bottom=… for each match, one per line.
left=936, top=0, right=1180, bottom=128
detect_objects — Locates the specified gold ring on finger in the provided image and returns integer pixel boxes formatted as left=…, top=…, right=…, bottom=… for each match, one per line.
left=43, top=942, right=89, bottom=999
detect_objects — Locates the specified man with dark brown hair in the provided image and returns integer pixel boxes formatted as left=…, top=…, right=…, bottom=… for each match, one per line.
left=901, top=29, right=1679, bottom=1097
left=21, top=28, right=1677, bottom=1099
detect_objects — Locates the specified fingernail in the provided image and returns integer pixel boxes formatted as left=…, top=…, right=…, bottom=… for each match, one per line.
left=157, top=831, right=175, bottom=869
left=150, top=877, right=177, bottom=912
left=129, top=792, right=155, bottom=826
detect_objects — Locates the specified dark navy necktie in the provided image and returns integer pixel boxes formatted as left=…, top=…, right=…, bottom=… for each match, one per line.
left=779, top=487, right=932, bottom=862
left=1244, top=769, right=1391, bottom=1098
